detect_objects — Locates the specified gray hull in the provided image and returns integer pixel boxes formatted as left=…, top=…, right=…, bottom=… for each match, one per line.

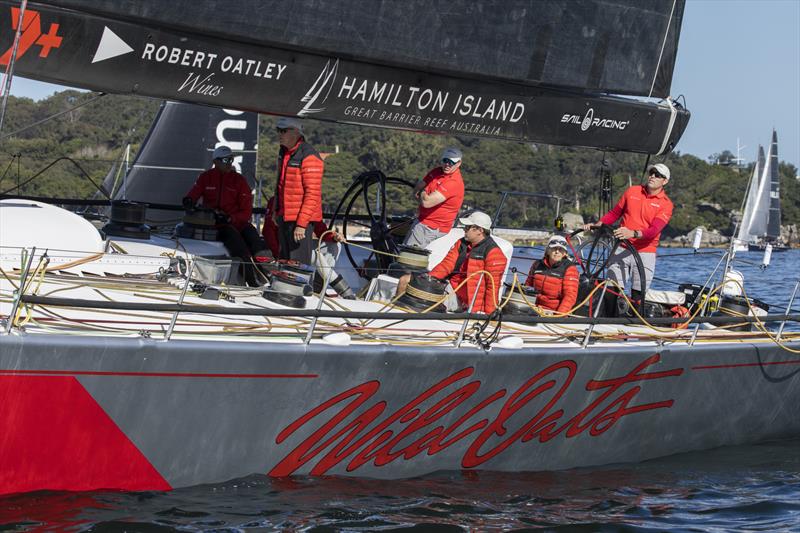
left=1, top=333, right=799, bottom=494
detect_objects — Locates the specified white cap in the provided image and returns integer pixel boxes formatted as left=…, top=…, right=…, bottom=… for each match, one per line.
left=547, top=235, right=569, bottom=251
left=459, top=211, right=492, bottom=232
left=212, top=145, right=233, bottom=160
left=648, top=163, right=670, bottom=181
left=441, top=147, right=462, bottom=163
left=277, top=117, right=304, bottom=135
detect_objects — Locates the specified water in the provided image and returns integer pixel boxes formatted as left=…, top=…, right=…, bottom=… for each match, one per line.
left=2, top=440, right=799, bottom=531
left=2, top=248, right=799, bottom=531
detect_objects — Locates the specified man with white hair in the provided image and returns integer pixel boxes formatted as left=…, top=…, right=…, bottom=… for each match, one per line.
left=274, top=117, right=324, bottom=264
left=403, top=146, right=466, bottom=248
left=583, top=162, right=674, bottom=297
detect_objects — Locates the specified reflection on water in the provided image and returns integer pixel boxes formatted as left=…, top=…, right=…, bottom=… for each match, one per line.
left=2, top=440, right=798, bottom=531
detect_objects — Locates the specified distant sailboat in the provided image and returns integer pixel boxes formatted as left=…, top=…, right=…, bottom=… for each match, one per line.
left=733, top=130, right=786, bottom=252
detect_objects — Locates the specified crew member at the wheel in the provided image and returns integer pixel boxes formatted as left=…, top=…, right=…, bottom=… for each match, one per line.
left=525, top=235, right=580, bottom=314
left=403, top=147, right=465, bottom=248
left=399, top=211, right=506, bottom=314
left=582, top=163, right=673, bottom=296
left=183, top=145, right=266, bottom=286
left=274, top=117, right=324, bottom=265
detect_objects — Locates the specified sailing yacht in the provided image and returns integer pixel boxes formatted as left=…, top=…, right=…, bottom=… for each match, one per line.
left=733, top=130, right=786, bottom=252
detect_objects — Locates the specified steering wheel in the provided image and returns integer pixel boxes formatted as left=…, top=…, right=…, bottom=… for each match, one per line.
left=569, top=225, right=646, bottom=315
left=329, top=170, right=415, bottom=278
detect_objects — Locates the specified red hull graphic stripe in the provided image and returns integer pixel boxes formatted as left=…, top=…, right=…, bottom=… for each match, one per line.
left=0, top=376, right=171, bottom=495
left=0, top=369, right=317, bottom=379
left=692, top=359, right=800, bottom=370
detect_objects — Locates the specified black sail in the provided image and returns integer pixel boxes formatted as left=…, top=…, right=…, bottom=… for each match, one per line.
left=766, top=130, right=781, bottom=240
left=1, top=0, right=689, bottom=154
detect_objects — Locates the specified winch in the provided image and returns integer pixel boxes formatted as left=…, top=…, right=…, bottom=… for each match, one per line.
left=261, top=259, right=314, bottom=309
left=397, top=272, right=447, bottom=312
left=101, top=201, right=151, bottom=239
left=175, top=209, right=218, bottom=241
left=386, top=245, right=431, bottom=278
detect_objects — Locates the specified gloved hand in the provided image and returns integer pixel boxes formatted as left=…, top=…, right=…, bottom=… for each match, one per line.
left=214, top=211, right=231, bottom=225
left=182, top=197, right=194, bottom=210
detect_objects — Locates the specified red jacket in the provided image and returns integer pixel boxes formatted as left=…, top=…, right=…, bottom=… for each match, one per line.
left=525, top=257, right=579, bottom=313
left=429, top=236, right=507, bottom=314
left=275, top=140, right=324, bottom=228
left=186, top=167, right=252, bottom=231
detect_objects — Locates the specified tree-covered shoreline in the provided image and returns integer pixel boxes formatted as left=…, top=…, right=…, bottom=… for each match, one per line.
left=1, top=91, right=797, bottom=241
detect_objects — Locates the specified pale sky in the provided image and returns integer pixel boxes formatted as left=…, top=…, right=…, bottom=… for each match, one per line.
left=7, top=0, right=800, bottom=169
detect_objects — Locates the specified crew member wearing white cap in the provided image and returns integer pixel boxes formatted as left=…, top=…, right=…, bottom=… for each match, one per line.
left=397, top=211, right=506, bottom=314
left=403, top=147, right=465, bottom=248
left=583, top=163, right=674, bottom=297
left=524, top=235, right=580, bottom=314
left=183, top=145, right=267, bottom=286
left=274, top=117, right=324, bottom=264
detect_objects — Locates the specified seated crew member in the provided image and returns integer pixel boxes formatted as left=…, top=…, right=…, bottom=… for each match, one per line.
left=524, top=235, right=580, bottom=314
left=403, top=147, right=465, bottom=248
left=582, top=163, right=673, bottom=299
left=398, top=211, right=506, bottom=314
left=183, top=145, right=267, bottom=287
left=262, top=196, right=355, bottom=299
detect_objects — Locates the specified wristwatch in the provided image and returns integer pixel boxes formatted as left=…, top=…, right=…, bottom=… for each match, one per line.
left=633, top=230, right=641, bottom=238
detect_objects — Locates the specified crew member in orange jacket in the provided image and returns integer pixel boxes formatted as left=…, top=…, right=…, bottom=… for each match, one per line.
left=583, top=163, right=673, bottom=297
left=274, top=117, right=324, bottom=264
left=183, top=145, right=266, bottom=286
left=422, top=211, right=507, bottom=314
left=525, top=235, right=579, bottom=314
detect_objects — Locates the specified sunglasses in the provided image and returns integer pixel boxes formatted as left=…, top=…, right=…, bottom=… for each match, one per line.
left=218, top=156, right=233, bottom=164
left=649, top=170, right=666, bottom=179
left=276, top=127, right=290, bottom=134
left=441, top=158, right=459, bottom=166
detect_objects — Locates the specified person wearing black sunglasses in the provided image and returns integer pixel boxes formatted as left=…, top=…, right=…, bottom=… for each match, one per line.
left=273, top=117, right=324, bottom=264
left=183, top=145, right=268, bottom=286
left=403, top=147, right=465, bottom=249
left=582, top=163, right=674, bottom=299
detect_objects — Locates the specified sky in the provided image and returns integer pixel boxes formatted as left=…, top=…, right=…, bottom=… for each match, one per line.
left=7, top=0, right=800, bottom=170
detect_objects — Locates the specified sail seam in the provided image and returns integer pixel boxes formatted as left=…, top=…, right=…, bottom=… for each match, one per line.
left=649, top=0, right=678, bottom=98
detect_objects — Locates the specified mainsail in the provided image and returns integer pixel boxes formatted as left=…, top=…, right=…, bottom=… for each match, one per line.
left=766, top=129, right=781, bottom=240
left=737, top=145, right=766, bottom=244
left=0, top=0, right=690, bottom=154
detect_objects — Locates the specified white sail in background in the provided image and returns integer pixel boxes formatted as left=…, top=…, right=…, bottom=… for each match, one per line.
left=748, top=141, right=773, bottom=239
left=736, top=145, right=764, bottom=244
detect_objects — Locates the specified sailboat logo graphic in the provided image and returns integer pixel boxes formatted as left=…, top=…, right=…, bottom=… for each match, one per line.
left=298, top=59, right=339, bottom=116
left=581, top=108, right=594, bottom=131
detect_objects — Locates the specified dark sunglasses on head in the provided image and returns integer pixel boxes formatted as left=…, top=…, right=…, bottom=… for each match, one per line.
left=276, top=127, right=289, bottom=134
left=441, top=158, right=458, bottom=166
left=650, top=169, right=665, bottom=179
left=219, top=156, right=233, bottom=164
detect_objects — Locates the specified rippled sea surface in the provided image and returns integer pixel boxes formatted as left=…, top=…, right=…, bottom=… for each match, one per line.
left=2, top=440, right=799, bottom=531
left=2, top=249, right=799, bottom=531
